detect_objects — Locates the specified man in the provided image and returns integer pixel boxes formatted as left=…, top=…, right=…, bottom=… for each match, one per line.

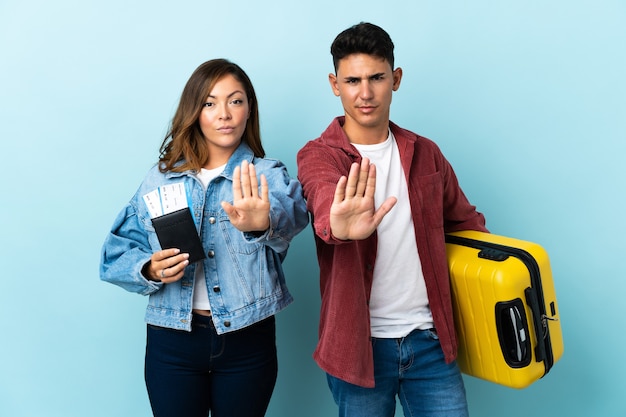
left=297, top=22, right=488, bottom=416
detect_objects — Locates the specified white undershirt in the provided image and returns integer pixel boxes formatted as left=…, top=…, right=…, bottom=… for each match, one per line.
left=192, top=164, right=226, bottom=310
left=352, top=132, right=434, bottom=338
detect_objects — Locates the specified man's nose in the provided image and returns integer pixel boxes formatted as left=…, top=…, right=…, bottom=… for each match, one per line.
left=359, top=81, right=374, bottom=100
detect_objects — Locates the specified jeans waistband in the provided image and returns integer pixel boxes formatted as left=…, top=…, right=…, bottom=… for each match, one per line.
left=191, top=312, right=215, bottom=329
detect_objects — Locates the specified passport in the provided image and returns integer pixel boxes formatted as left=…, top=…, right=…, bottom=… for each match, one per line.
left=151, top=207, right=206, bottom=263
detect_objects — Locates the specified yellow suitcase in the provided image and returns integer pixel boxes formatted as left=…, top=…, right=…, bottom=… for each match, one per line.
left=445, top=231, right=563, bottom=389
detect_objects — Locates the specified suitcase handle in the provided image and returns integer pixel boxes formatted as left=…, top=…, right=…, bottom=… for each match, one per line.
left=525, top=287, right=548, bottom=364
left=478, top=248, right=510, bottom=262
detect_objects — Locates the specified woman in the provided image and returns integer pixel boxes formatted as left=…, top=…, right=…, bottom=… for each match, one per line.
left=100, top=59, right=309, bottom=417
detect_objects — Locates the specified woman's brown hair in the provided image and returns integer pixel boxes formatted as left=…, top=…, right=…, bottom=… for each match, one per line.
left=158, top=59, right=265, bottom=173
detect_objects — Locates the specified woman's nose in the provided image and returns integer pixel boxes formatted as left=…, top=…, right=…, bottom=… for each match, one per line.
left=218, top=103, right=231, bottom=120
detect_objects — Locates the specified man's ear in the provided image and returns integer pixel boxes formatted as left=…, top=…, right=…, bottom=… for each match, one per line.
left=392, top=67, right=403, bottom=91
left=329, top=73, right=340, bottom=96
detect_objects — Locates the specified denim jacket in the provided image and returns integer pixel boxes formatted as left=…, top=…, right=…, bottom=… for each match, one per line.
left=100, top=143, right=309, bottom=334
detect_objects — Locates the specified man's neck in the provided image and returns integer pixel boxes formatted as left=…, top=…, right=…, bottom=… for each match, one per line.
left=342, top=120, right=390, bottom=145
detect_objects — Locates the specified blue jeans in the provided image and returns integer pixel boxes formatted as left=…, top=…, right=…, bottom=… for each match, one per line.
left=327, top=328, right=468, bottom=417
left=145, top=314, right=277, bottom=417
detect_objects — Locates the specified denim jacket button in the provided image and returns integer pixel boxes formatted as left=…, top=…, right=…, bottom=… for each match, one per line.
left=213, top=286, right=221, bottom=293
left=207, top=250, right=215, bottom=258
left=224, top=321, right=231, bottom=327
left=209, top=217, right=216, bottom=224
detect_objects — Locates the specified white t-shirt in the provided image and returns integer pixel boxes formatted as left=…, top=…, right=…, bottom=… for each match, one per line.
left=192, top=164, right=226, bottom=310
left=353, top=132, right=434, bottom=338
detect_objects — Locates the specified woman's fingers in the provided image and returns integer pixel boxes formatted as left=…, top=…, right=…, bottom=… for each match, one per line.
left=248, top=163, right=259, bottom=198
left=240, top=160, right=252, bottom=198
left=232, top=165, right=242, bottom=199
left=233, top=161, right=263, bottom=200
left=149, top=249, right=189, bottom=282
left=259, top=173, right=268, bottom=202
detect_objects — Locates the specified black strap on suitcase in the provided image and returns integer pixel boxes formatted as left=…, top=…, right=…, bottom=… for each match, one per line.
left=446, top=234, right=557, bottom=377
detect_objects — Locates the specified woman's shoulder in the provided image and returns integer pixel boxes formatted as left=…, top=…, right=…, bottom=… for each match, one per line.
left=134, top=164, right=196, bottom=193
left=138, top=163, right=167, bottom=184
left=252, top=156, right=287, bottom=170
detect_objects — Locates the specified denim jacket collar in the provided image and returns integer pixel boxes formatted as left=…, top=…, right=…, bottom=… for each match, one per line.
left=164, top=142, right=256, bottom=182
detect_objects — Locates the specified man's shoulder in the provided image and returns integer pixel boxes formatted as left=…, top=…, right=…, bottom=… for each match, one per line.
left=299, top=118, right=348, bottom=151
left=390, top=121, right=438, bottom=147
left=297, top=135, right=347, bottom=160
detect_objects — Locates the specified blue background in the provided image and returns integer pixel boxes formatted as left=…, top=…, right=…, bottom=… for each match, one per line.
left=1, top=1, right=624, bottom=416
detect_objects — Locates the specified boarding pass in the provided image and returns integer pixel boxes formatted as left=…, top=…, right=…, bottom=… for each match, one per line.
left=142, top=182, right=191, bottom=219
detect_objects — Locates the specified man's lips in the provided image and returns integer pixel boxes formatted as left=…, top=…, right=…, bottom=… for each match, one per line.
left=358, top=105, right=377, bottom=114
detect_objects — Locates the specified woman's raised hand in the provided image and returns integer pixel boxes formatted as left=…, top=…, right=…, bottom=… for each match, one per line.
left=221, top=160, right=270, bottom=232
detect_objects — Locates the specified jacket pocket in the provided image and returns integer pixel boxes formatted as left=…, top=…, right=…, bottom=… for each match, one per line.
left=139, top=211, right=162, bottom=250
left=219, top=214, right=262, bottom=255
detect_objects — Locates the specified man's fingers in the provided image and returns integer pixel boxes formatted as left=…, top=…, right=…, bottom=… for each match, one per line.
left=334, top=159, right=377, bottom=204
left=373, top=196, right=397, bottom=224
left=363, top=163, right=377, bottom=199
left=344, top=162, right=360, bottom=198
left=354, top=158, right=371, bottom=197
left=333, top=175, right=348, bottom=204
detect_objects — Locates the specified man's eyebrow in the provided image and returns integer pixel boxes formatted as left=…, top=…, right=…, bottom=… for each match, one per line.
left=342, top=73, right=386, bottom=81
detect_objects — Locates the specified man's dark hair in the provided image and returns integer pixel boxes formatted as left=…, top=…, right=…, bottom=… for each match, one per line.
left=330, top=22, right=395, bottom=72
